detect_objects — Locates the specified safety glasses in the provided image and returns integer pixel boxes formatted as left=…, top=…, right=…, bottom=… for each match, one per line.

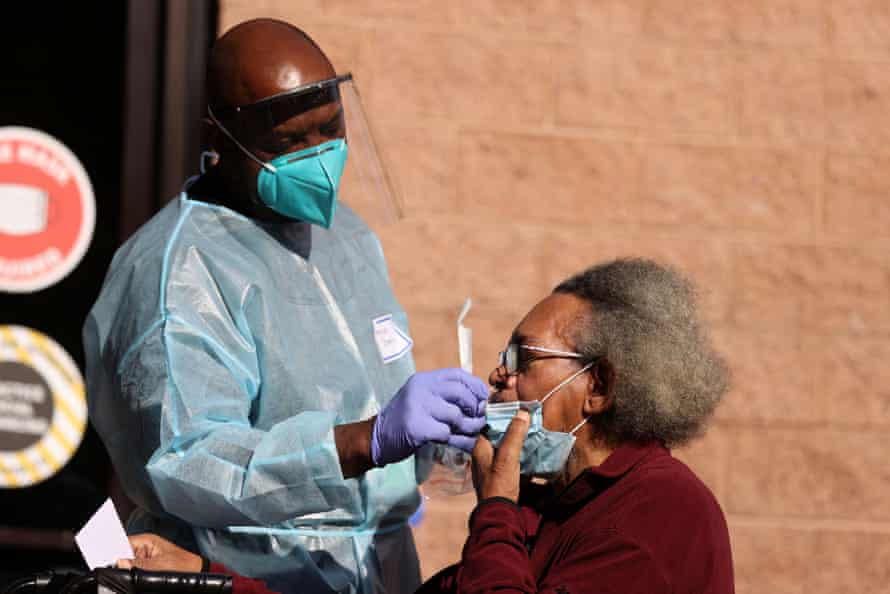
left=498, top=343, right=587, bottom=376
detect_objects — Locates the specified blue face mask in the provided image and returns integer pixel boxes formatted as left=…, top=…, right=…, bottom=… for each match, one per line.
left=255, top=139, right=348, bottom=228
left=485, top=361, right=594, bottom=479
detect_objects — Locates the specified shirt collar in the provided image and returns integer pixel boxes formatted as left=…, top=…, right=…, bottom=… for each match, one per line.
left=538, top=441, right=668, bottom=518
left=587, top=441, right=667, bottom=479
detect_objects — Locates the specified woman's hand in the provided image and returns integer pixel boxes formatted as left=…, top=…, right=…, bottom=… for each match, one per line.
left=116, top=533, right=202, bottom=572
left=471, top=409, right=530, bottom=503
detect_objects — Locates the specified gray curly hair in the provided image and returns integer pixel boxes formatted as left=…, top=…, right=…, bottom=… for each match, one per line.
left=553, top=258, right=728, bottom=448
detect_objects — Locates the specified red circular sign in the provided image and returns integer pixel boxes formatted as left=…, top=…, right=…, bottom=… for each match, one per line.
left=0, top=127, right=95, bottom=293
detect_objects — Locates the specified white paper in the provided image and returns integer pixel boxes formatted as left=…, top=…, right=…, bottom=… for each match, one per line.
left=373, top=314, right=413, bottom=364
left=75, top=498, right=134, bottom=570
left=457, top=298, right=473, bottom=373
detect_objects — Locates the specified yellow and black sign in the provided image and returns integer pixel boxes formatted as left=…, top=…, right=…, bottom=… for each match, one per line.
left=0, top=325, right=86, bottom=488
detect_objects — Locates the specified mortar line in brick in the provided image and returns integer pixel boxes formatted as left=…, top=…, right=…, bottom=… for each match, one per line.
left=465, top=126, right=824, bottom=157
left=466, top=122, right=737, bottom=147
left=258, top=16, right=621, bottom=47
left=309, top=17, right=831, bottom=54
left=398, top=212, right=890, bottom=250
left=715, top=419, right=890, bottom=431
left=710, top=40, right=840, bottom=58
left=816, top=99, right=829, bottom=235
left=727, top=48, right=742, bottom=148
left=709, top=324, right=890, bottom=341
left=221, top=12, right=890, bottom=61
left=727, top=513, right=890, bottom=534
left=711, top=419, right=890, bottom=432
left=225, top=6, right=851, bottom=55
left=453, top=121, right=836, bottom=160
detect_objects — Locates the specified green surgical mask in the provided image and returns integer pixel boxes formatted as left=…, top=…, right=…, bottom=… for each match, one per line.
left=208, top=105, right=348, bottom=227
left=254, top=139, right=348, bottom=227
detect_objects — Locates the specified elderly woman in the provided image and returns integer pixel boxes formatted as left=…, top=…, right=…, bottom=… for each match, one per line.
left=422, top=257, right=734, bottom=593
left=120, top=258, right=733, bottom=593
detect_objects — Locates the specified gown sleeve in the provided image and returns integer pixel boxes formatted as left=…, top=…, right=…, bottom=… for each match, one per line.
left=100, top=309, right=358, bottom=528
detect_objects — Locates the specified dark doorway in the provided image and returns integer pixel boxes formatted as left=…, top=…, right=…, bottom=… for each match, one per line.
left=0, top=2, right=216, bottom=584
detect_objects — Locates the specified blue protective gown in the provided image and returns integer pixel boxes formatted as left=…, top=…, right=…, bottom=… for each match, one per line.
left=83, top=194, right=422, bottom=594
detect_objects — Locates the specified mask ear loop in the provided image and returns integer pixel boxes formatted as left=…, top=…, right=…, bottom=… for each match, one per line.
left=540, top=361, right=595, bottom=404
left=200, top=150, right=219, bottom=174
left=569, top=415, right=591, bottom=435
left=207, top=105, right=277, bottom=173
left=536, top=360, right=596, bottom=435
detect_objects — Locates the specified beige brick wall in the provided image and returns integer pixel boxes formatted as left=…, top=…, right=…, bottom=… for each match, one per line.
left=220, top=3, right=890, bottom=592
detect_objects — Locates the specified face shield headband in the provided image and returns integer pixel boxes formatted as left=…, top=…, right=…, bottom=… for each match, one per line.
left=211, top=73, right=352, bottom=139
left=206, top=73, right=353, bottom=172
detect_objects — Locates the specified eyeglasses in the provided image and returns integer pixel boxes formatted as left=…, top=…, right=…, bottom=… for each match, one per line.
left=497, top=343, right=587, bottom=376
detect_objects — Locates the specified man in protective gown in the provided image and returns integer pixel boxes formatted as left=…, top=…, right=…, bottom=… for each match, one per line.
left=83, top=19, right=488, bottom=594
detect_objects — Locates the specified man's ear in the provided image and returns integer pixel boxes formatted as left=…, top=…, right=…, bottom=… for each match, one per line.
left=583, top=358, right=615, bottom=416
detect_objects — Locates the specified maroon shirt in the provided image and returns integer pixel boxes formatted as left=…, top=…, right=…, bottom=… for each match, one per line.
left=212, top=442, right=733, bottom=594
left=420, top=441, right=734, bottom=594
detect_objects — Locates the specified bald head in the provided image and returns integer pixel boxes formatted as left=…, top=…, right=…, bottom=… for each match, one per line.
left=208, top=19, right=335, bottom=111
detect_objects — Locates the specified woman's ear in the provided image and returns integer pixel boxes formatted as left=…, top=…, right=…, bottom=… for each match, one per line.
left=583, top=358, right=615, bottom=416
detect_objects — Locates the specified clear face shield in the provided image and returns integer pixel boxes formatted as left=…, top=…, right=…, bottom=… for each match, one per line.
left=208, top=73, right=403, bottom=229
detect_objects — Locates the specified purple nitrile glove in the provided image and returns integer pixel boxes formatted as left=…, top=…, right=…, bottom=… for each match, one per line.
left=370, top=368, right=489, bottom=467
